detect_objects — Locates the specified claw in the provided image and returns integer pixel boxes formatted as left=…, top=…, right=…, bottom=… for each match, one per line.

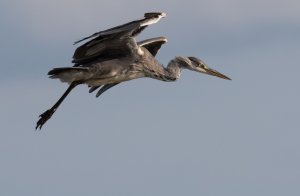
left=35, top=82, right=79, bottom=130
left=35, top=109, right=55, bottom=130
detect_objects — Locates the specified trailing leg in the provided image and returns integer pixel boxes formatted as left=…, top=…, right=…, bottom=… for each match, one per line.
left=36, top=82, right=80, bottom=130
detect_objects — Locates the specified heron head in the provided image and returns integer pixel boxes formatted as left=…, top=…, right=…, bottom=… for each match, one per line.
left=185, top=57, right=231, bottom=80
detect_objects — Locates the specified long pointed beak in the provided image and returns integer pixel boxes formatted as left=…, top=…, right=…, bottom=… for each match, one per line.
left=196, top=64, right=231, bottom=80
left=204, top=67, right=231, bottom=80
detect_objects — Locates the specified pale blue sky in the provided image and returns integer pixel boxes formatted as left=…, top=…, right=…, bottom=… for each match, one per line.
left=1, top=0, right=300, bottom=195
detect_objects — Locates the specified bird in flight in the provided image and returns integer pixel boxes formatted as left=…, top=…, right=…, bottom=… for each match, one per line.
left=36, top=12, right=231, bottom=130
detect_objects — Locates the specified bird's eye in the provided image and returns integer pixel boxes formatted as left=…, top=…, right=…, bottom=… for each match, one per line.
left=197, top=63, right=204, bottom=68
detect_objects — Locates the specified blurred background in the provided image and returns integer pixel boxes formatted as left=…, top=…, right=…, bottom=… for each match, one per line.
left=1, top=0, right=299, bottom=195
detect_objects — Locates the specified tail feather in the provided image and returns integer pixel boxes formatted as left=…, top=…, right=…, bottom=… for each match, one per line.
left=48, top=67, right=90, bottom=83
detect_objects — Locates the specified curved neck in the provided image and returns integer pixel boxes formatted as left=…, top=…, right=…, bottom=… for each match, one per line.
left=145, top=57, right=188, bottom=82
left=164, top=59, right=182, bottom=81
left=164, top=56, right=192, bottom=81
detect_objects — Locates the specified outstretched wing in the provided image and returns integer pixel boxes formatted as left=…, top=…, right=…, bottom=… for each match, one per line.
left=72, top=12, right=166, bottom=66
left=138, top=37, right=167, bottom=57
left=90, top=37, right=168, bottom=97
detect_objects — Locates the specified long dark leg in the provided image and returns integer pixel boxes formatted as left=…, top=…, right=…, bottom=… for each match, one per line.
left=36, top=82, right=79, bottom=130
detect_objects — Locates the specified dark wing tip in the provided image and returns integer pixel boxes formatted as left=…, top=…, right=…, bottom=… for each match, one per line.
left=144, top=12, right=166, bottom=18
left=73, top=32, right=101, bottom=45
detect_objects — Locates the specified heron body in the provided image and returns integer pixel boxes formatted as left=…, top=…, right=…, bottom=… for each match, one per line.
left=51, top=48, right=162, bottom=85
left=36, top=12, right=231, bottom=129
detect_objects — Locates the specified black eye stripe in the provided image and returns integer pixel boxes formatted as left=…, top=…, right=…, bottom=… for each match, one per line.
left=188, top=57, right=199, bottom=64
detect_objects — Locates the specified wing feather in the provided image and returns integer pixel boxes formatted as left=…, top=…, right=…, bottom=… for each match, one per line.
left=88, top=37, right=168, bottom=96
left=138, top=37, right=167, bottom=56
left=72, top=12, right=166, bottom=66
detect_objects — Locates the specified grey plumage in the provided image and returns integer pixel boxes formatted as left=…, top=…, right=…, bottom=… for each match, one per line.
left=36, top=12, right=231, bottom=130
left=86, top=37, right=168, bottom=96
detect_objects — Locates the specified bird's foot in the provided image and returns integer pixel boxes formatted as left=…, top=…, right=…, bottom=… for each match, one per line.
left=35, top=109, right=55, bottom=130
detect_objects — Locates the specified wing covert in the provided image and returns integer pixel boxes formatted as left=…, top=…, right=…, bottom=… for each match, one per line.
left=72, top=12, right=166, bottom=66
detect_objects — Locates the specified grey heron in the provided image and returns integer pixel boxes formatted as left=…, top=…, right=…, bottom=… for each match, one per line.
left=36, top=12, right=231, bottom=130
